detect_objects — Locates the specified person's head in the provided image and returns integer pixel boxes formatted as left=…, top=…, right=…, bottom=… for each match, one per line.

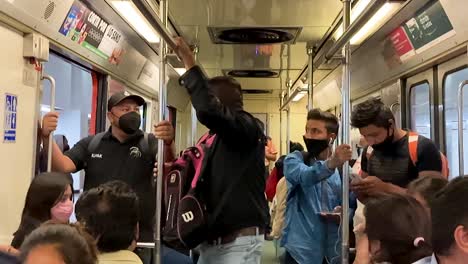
left=408, top=176, right=448, bottom=211
left=365, top=194, right=432, bottom=264
left=289, top=141, right=304, bottom=153
left=107, top=92, right=145, bottom=135
left=20, top=173, right=73, bottom=225
left=75, top=181, right=139, bottom=253
left=20, top=223, right=97, bottom=264
left=208, top=76, right=243, bottom=110
left=303, top=109, right=339, bottom=157
left=351, top=98, right=396, bottom=150
left=432, top=176, right=468, bottom=261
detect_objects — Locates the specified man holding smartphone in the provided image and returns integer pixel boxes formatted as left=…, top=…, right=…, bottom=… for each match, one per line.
left=281, top=109, right=355, bottom=264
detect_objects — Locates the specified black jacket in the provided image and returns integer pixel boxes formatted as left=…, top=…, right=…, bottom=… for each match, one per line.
left=180, top=66, right=269, bottom=238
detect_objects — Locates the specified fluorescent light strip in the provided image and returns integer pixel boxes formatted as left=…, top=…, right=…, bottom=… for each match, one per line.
left=293, top=91, right=307, bottom=102
left=174, top=68, right=187, bottom=76
left=334, top=0, right=401, bottom=45
left=111, top=1, right=160, bottom=43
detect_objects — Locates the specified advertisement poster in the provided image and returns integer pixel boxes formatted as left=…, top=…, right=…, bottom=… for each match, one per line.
left=389, top=26, right=416, bottom=62
left=4, top=94, right=17, bottom=143
left=59, top=0, right=125, bottom=65
left=403, top=1, right=455, bottom=53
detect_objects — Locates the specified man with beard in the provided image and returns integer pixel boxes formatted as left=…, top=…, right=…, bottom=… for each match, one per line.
left=174, top=37, right=269, bottom=264
left=281, top=109, right=353, bottom=264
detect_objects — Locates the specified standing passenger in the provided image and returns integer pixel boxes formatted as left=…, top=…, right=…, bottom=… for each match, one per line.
left=174, top=37, right=269, bottom=264
left=41, top=92, right=175, bottom=263
left=281, top=109, right=354, bottom=264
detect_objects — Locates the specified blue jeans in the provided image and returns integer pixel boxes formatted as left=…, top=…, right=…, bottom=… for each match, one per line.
left=135, top=246, right=193, bottom=264
left=197, top=235, right=264, bottom=264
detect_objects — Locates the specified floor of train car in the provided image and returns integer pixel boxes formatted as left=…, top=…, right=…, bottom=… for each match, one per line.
left=262, top=241, right=281, bottom=264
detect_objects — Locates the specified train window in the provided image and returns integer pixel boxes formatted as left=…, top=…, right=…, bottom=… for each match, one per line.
left=41, top=53, right=94, bottom=194
left=410, top=82, right=431, bottom=139
left=444, top=67, right=468, bottom=178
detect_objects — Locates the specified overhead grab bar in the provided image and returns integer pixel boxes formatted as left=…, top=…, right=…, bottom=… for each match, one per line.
left=135, top=0, right=177, bottom=51
left=41, top=74, right=56, bottom=172
left=458, top=80, right=468, bottom=176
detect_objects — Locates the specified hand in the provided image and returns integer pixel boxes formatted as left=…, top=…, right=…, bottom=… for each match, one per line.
left=42, top=112, right=59, bottom=137
left=351, top=176, right=388, bottom=196
left=153, top=120, right=174, bottom=144
left=174, top=37, right=196, bottom=70
left=329, top=144, right=352, bottom=168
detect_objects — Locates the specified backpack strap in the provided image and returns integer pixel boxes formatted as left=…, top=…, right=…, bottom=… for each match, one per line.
left=88, top=132, right=106, bottom=153
left=408, top=131, right=419, bottom=166
left=139, top=133, right=150, bottom=156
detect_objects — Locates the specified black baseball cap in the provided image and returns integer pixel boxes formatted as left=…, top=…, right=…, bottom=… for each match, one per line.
left=107, top=91, right=145, bottom=111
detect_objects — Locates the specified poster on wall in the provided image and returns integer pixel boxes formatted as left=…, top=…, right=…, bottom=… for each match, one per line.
left=59, top=0, right=125, bottom=65
left=4, top=94, right=17, bottom=143
left=384, top=0, right=455, bottom=68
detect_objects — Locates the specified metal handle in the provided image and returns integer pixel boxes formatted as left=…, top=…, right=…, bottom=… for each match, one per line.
left=137, top=242, right=155, bottom=248
left=41, top=74, right=56, bottom=172
left=458, top=80, right=468, bottom=176
left=390, top=102, right=400, bottom=113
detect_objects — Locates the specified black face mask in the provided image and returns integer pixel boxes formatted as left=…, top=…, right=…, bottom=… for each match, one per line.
left=303, top=136, right=330, bottom=158
left=371, top=128, right=394, bottom=151
left=117, top=112, right=141, bottom=134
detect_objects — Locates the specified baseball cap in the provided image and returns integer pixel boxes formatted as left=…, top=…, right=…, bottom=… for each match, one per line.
left=107, top=91, right=145, bottom=111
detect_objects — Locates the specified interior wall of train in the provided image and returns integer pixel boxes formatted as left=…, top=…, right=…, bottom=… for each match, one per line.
left=0, top=0, right=467, bottom=247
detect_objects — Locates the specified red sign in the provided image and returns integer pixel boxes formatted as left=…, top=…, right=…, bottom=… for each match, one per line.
left=389, top=26, right=415, bottom=61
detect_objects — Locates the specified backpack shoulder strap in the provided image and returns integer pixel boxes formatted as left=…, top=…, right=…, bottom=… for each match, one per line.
left=139, top=133, right=150, bottom=156
left=88, top=132, right=106, bottom=153
left=408, top=131, right=419, bottom=166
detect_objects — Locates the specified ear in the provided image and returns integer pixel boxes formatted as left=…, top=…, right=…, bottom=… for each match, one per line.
left=454, top=225, right=468, bottom=254
left=106, top=112, right=114, bottom=122
left=135, top=222, right=140, bottom=242
left=329, top=133, right=337, bottom=142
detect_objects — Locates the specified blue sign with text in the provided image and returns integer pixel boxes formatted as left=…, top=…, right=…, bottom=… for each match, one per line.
left=4, top=94, right=17, bottom=142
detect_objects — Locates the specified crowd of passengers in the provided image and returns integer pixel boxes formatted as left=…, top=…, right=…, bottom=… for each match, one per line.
left=1, top=37, right=467, bottom=264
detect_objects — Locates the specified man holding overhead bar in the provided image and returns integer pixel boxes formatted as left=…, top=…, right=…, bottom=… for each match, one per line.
left=41, top=92, right=178, bottom=263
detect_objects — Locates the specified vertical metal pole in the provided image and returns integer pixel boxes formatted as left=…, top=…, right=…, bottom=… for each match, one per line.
left=286, top=108, right=290, bottom=153
left=190, top=45, right=199, bottom=145
left=41, top=74, right=56, bottom=172
left=280, top=109, right=283, bottom=155
left=154, top=0, right=168, bottom=263
left=341, top=0, right=351, bottom=263
left=457, top=80, right=468, bottom=176
left=307, top=45, right=314, bottom=111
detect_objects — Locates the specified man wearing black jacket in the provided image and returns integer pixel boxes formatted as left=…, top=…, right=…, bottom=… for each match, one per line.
left=175, top=37, right=269, bottom=264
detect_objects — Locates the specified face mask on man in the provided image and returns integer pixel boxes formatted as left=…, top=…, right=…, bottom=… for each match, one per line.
left=371, top=127, right=394, bottom=152
left=50, top=199, right=73, bottom=223
left=113, top=112, right=141, bottom=134
left=303, top=136, right=332, bottom=158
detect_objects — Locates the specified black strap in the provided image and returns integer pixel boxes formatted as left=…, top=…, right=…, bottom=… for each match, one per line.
left=87, top=132, right=106, bottom=153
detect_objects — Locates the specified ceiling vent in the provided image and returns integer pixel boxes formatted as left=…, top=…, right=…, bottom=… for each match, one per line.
left=223, top=69, right=280, bottom=78
left=208, top=27, right=302, bottom=44
left=242, top=89, right=272, bottom=95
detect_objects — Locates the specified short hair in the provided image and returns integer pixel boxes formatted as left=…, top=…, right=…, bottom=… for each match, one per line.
left=407, top=176, right=448, bottom=206
left=307, top=108, right=339, bottom=134
left=75, top=181, right=139, bottom=253
left=365, top=194, right=432, bottom=263
left=432, top=176, right=468, bottom=256
left=208, top=76, right=243, bottom=107
left=20, top=223, right=97, bottom=264
left=289, top=142, right=304, bottom=153
left=351, top=98, right=395, bottom=128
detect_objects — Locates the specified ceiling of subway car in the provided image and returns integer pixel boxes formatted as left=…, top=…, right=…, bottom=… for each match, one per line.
left=168, top=0, right=343, bottom=97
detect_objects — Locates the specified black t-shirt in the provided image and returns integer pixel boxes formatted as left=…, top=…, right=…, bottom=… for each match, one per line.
left=65, top=129, right=158, bottom=242
left=361, top=133, right=442, bottom=187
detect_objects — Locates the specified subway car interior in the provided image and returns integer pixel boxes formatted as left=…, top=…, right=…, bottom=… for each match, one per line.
left=0, top=0, right=467, bottom=263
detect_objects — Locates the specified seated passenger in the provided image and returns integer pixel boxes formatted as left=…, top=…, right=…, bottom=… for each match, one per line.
left=431, top=176, right=468, bottom=264
left=175, top=38, right=268, bottom=263
left=11, top=172, right=73, bottom=249
left=20, top=223, right=97, bottom=264
left=75, top=181, right=192, bottom=264
left=408, top=176, right=448, bottom=211
left=365, top=194, right=432, bottom=264
left=281, top=109, right=353, bottom=264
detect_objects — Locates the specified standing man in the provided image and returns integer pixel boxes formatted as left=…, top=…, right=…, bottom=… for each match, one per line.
left=41, top=92, right=175, bottom=263
left=174, top=37, right=269, bottom=264
left=282, top=109, right=354, bottom=264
